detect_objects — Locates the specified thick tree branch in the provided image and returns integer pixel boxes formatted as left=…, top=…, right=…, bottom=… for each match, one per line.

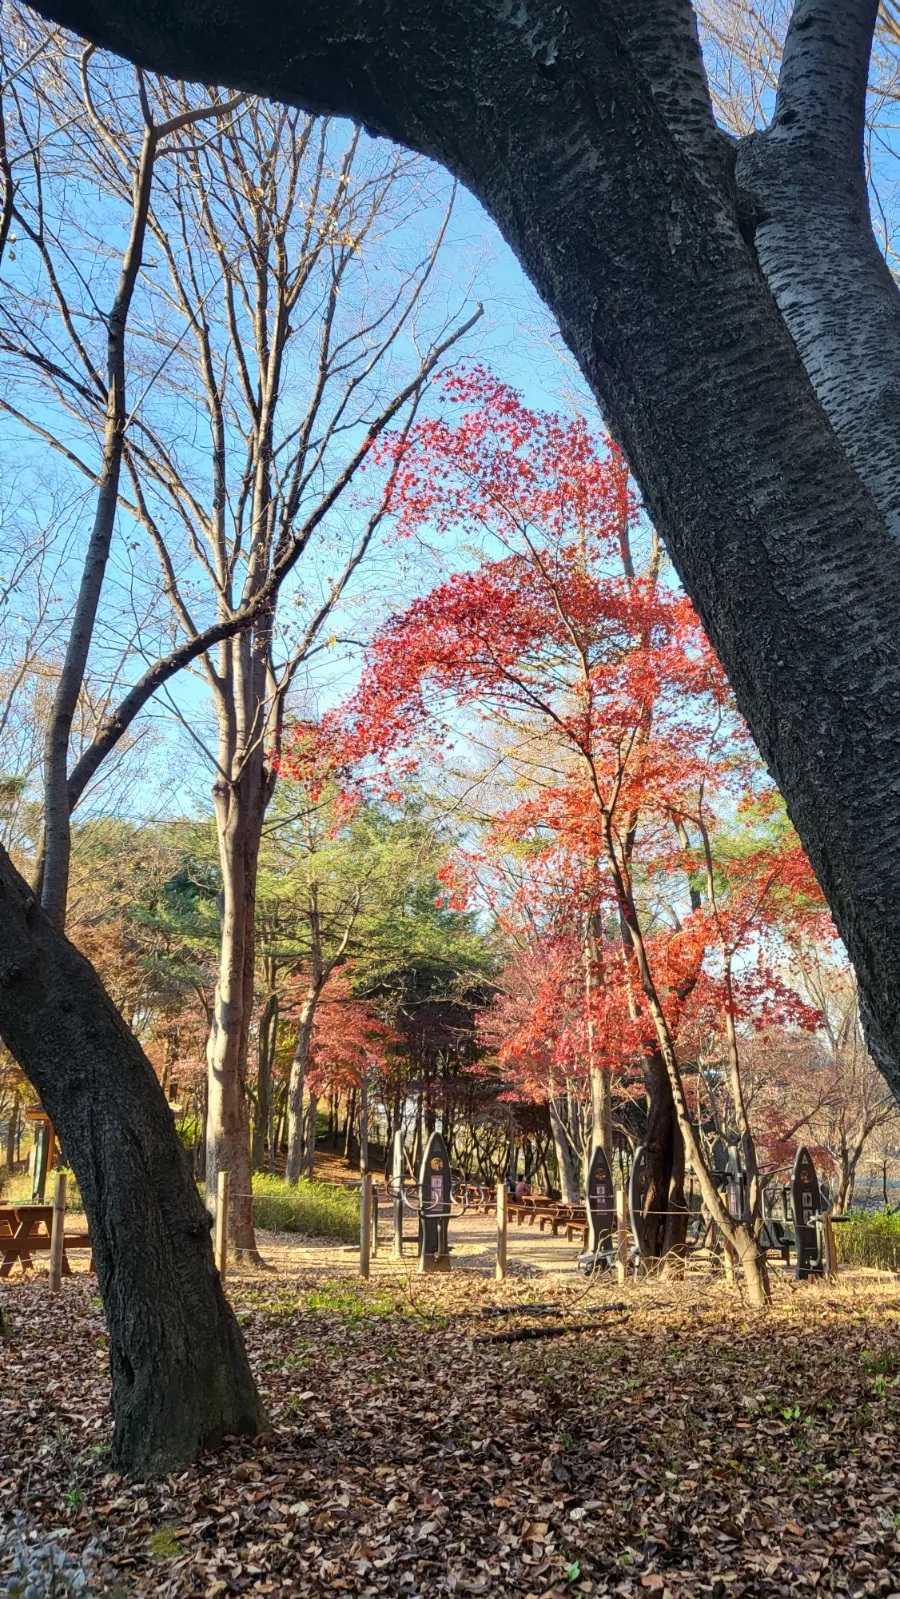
left=735, top=1, right=900, bottom=539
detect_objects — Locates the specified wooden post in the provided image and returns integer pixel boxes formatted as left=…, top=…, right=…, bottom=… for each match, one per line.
left=392, top=1129, right=405, bottom=1258
left=360, top=1173, right=372, bottom=1280
left=215, top=1169, right=230, bottom=1282
left=48, top=1170, right=67, bottom=1292
left=496, top=1182, right=508, bottom=1281
left=822, top=1212, right=837, bottom=1282
left=616, top=1186, right=628, bottom=1286
left=371, top=1183, right=379, bottom=1258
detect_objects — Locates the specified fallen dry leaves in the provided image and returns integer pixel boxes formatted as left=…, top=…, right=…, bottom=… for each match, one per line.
left=2, top=1267, right=900, bottom=1597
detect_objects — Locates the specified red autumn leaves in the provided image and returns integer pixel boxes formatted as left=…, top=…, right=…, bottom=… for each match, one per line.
left=283, top=369, right=830, bottom=1114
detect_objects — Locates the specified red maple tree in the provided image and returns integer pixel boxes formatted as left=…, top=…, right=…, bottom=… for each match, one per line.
left=308, top=370, right=829, bottom=1299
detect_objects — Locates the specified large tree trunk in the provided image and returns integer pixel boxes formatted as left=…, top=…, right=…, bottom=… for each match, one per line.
left=0, top=843, right=265, bottom=1473
left=36, top=0, right=900, bottom=1098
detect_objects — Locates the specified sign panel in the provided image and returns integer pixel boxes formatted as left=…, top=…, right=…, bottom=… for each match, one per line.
left=791, top=1145, right=823, bottom=1277
left=586, top=1143, right=615, bottom=1257
left=418, top=1129, right=452, bottom=1264
left=628, top=1144, right=651, bottom=1260
left=724, top=1144, right=745, bottom=1223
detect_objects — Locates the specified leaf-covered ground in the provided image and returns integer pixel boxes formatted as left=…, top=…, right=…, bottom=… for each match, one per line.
left=2, top=1265, right=900, bottom=1598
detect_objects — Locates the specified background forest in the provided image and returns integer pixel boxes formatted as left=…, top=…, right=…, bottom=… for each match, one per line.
left=2, top=0, right=900, bottom=1259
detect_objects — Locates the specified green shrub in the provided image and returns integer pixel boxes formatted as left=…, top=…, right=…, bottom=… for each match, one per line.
left=251, top=1174, right=360, bottom=1242
left=834, top=1210, right=900, bottom=1272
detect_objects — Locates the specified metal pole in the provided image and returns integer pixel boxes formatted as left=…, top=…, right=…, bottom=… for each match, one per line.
left=48, top=1170, right=67, bottom=1292
left=371, top=1183, right=379, bottom=1258
left=496, top=1182, right=508, bottom=1281
left=215, top=1169, right=230, bottom=1282
left=616, top=1186, right=628, bottom=1286
left=360, top=1173, right=372, bottom=1280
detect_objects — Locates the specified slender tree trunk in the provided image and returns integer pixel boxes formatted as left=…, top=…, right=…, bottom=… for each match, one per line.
left=285, top=996, right=315, bottom=1184
left=303, top=1093, right=318, bottom=1177
left=583, top=910, right=613, bottom=1160
left=39, top=124, right=158, bottom=926
left=252, top=985, right=278, bottom=1170
left=359, top=1071, right=369, bottom=1174
left=206, top=766, right=270, bottom=1261
left=343, top=1088, right=356, bottom=1163
left=0, top=843, right=265, bottom=1473
left=549, top=1097, right=580, bottom=1203
left=590, top=1067, right=612, bottom=1163
left=641, top=1049, right=688, bottom=1262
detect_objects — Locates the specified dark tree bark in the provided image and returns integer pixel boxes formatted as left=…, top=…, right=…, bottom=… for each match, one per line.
left=642, top=1051, right=689, bottom=1263
left=25, top=0, right=900, bottom=1100
left=0, top=844, right=265, bottom=1474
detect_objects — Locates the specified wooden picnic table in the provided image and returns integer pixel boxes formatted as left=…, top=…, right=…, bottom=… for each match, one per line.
left=0, top=1203, right=93, bottom=1278
left=508, top=1194, right=589, bottom=1238
left=476, top=1187, right=590, bottom=1244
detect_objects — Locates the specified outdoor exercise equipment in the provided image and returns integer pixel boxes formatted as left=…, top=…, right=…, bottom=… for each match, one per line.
left=26, top=1109, right=55, bottom=1203
left=577, top=1143, right=617, bottom=1274
left=386, top=1129, right=481, bottom=1273
left=712, top=1143, right=831, bottom=1278
left=791, top=1145, right=825, bottom=1279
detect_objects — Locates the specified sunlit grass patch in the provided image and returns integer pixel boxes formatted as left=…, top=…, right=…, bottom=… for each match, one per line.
left=251, top=1174, right=360, bottom=1241
left=834, top=1210, right=900, bottom=1272
left=303, top=1278, right=406, bottom=1320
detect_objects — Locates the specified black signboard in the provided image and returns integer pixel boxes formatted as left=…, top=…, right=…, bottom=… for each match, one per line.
left=586, top=1143, right=616, bottom=1257
left=791, top=1145, right=823, bottom=1277
left=628, top=1144, right=650, bottom=1259
left=418, top=1129, right=452, bottom=1271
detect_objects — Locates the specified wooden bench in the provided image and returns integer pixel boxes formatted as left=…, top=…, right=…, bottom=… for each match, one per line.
left=0, top=1204, right=93, bottom=1278
left=539, top=1202, right=587, bottom=1237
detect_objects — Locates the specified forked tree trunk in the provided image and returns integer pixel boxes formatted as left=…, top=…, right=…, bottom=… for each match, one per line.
left=0, top=843, right=265, bottom=1474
